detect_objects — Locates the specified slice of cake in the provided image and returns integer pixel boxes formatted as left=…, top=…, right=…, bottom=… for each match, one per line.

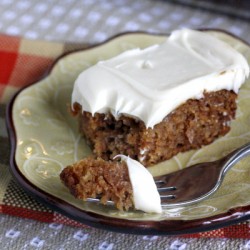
left=60, top=155, right=162, bottom=213
left=72, top=29, right=249, bottom=166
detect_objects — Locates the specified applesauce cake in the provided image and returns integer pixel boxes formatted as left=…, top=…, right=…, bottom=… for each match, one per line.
left=60, top=156, right=162, bottom=213
left=71, top=29, right=249, bottom=166
left=73, top=89, right=237, bottom=166
left=60, top=157, right=133, bottom=210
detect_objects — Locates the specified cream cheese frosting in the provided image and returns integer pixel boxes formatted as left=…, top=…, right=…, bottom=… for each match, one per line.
left=114, top=155, right=162, bottom=213
left=72, top=29, right=249, bottom=128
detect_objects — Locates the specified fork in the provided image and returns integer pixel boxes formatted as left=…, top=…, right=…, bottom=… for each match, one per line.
left=87, top=142, right=250, bottom=208
left=155, top=142, right=250, bottom=208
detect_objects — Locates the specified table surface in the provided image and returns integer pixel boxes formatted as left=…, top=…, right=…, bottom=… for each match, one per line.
left=0, top=0, right=250, bottom=249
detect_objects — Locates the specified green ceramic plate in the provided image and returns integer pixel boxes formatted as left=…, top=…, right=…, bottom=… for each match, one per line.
left=7, top=30, right=250, bottom=235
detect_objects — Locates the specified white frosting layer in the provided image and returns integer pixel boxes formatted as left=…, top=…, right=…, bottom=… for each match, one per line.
left=114, top=155, right=162, bottom=214
left=72, top=29, right=249, bottom=128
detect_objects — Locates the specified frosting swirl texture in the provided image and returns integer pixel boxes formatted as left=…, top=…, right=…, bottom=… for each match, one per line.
left=72, top=29, right=249, bottom=128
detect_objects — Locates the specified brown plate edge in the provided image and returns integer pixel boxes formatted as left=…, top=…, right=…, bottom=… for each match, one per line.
left=5, top=29, right=250, bottom=235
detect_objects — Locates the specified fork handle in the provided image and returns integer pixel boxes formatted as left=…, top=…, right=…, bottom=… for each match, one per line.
left=220, top=142, right=250, bottom=176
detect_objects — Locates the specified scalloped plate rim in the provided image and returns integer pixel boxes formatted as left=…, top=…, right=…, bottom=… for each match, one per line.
left=5, top=29, right=250, bottom=235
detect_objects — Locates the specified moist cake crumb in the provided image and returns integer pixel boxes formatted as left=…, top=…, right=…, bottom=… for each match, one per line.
left=60, top=157, right=133, bottom=210
left=73, top=89, right=237, bottom=166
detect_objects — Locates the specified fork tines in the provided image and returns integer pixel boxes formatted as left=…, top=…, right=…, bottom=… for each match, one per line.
left=155, top=180, right=177, bottom=200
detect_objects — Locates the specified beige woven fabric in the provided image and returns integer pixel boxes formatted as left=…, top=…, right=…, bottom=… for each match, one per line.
left=0, top=214, right=249, bottom=250
left=0, top=0, right=250, bottom=44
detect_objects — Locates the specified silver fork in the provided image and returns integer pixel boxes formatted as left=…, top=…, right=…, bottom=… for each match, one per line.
left=87, top=142, right=250, bottom=208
